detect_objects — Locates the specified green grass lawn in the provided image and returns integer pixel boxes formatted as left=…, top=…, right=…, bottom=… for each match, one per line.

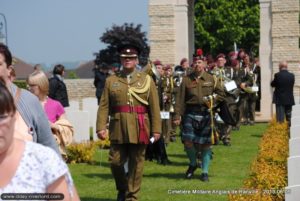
left=69, top=123, right=268, bottom=201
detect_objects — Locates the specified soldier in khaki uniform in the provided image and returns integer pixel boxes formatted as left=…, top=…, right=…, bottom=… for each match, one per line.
left=145, top=60, right=171, bottom=165
left=173, top=56, right=225, bottom=182
left=158, top=64, right=174, bottom=164
left=160, top=64, right=175, bottom=143
left=96, top=45, right=161, bottom=201
left=230, top=59, right=251, bottom=130
left=240, top=54, right=256, bottom=125
left=210, top=54, right=235, bottom=146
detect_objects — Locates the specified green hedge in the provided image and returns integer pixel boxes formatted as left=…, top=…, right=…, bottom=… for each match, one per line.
left=13, top=80, right=27, bottom=89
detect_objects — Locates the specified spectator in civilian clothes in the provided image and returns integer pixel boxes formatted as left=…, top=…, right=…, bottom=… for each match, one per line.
left=271, top=61, right=295, bottom=127
left=49, top=64, right=69, bottom=107
left=93, top=64, right=110, bottom=105
left=27, top=70, right=74, bottom=158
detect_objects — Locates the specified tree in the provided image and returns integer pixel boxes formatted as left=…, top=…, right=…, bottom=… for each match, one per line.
left=94, top=23, right=149, bottom=67
left=194, top=0, right=259, bottom=57
left=68, top=71, right=78, bottom=79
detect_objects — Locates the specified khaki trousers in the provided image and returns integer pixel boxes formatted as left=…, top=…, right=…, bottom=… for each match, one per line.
left=109, top=144, right=146, bottom=201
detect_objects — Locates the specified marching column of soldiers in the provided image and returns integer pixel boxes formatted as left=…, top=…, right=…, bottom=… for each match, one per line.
left=144, top=49, right=261, bottom=172
left=95, top=44, right=261, bottom=200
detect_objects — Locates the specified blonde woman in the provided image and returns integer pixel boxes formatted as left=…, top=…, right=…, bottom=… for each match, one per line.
left=27, top=71, right=73, bottom=158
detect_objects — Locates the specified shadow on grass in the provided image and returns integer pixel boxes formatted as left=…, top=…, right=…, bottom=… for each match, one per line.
left=85, top=161, right=110, bottom=168
left=143, top=172, right=187, bottom=180
left=251, top=134, right=263, bottom=138
left=168, top=153, right=187, bottom=159
left=81, top=197, right=114, bottom=201
left=146, top=160, right=187, bottom=167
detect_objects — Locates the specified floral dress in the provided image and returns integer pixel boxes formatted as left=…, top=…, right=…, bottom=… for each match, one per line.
left=0, top=141, right=74, bottom=201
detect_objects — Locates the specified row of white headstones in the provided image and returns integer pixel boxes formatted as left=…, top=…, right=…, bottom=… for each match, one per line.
left=64, top=97, right=99, bottom=143
left=286, top=105, right=300, bottom=201
left=65, top=97, right=127, bottom=169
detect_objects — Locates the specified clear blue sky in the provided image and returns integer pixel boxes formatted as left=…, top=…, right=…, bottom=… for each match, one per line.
left=0, top=0, right=149, bottom=66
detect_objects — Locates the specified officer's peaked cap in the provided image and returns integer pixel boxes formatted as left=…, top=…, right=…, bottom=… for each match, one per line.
left=119, top=45, right=140, bottom=58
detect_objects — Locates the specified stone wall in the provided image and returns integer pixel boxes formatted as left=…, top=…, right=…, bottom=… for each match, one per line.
left=65, top=79, right=95, bottom=101
left=272, top=0, right=299, bottom=68
left=148, top=4, right=176, bottom=64
left=148, top=0, right=194, bottom=65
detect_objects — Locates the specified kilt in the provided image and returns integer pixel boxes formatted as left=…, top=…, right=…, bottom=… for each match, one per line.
left=181, top=112, right=212, bottom=144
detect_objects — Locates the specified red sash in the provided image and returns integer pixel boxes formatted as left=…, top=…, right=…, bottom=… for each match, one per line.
left=112, top=105, right=149, bottom=144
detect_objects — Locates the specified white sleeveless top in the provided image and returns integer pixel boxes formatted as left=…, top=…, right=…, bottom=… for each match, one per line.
left=0, top=141, right=73, bottom=201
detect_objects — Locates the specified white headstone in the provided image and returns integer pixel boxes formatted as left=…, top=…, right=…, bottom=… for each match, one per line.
left=290, top=126, right=300, bottom=139
left=288, top=156, right=300, bottom=186
left=285, top=185, right=300, bottom=201
left=289, top=138, right=300, bottom=157
left=67, top=110, right=90, bottom=143
left=292, top=104, right=300, bottom=110
left=65, top=100, right=80, bottom=114
left=291, top=117, right=300, bottom=126
left=82, top=97, right=98, bottom=140
left=292, top=108, right=300, bottom=117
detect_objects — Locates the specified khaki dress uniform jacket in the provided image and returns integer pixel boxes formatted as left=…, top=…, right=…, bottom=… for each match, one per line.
left=158, top=75, right=175, bottom=143
left=174, top=71, right=224, bottom=120
left=96, top=70, right=162, bottom=144
left=173, top=71, right=225, bottom=144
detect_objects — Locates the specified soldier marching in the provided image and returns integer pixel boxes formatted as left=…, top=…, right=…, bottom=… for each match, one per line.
left=145, top=60, right=172, bottom=165
left=173, top=55, right=225, bottom=181
left=96, top=45, right=161, bottom=201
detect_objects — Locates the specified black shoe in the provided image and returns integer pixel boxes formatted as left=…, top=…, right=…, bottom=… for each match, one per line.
left=117, top=191, right=126, bottom=201
left=242, top=121, right=248, bottom=125
left=145, top=157, right=153, bottom=161
left=200, top=173, right=209, bottom=182
left=223, top=141, right=231, bottom=146
left=185, top=165, right=197, bottom=179
left=249, top=121, right=255, bottom=126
